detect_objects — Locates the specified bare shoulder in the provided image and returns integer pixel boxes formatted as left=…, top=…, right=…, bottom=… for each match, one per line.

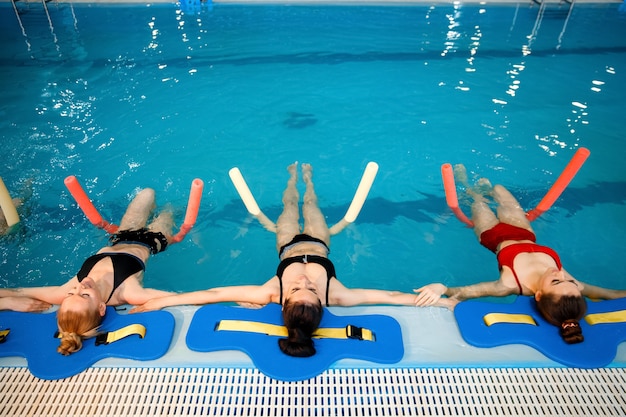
left=109, top=276, right=143, bottom=305
left=259, top=276, right=281, bottom=304
left=497, top=268, right=526, bottom=293
left=326, top=279, right=358, bottom=305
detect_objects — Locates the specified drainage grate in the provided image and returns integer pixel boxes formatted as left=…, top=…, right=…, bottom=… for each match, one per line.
left=1, top=367, right=625, bottom=416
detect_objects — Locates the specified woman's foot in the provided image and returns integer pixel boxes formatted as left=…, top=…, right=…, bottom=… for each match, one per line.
left=474, top=178, right=493, bottom=195
left=453, top=164, right=469, bottom=187
left=466, top=178, right=493, bottom=203
left=302, top=163, right=313, bottom=184
left=287, top=162, right=298, bottom=184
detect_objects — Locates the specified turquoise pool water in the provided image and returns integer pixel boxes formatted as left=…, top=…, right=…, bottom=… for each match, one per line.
left=1, top=2, right=625, bottom=302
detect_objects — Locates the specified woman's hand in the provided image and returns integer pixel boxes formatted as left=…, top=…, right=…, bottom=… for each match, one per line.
left=0, top=296, right=51, bottom=312
left=413, top=283, right=448, bottom=307
left=129, top=298, right=166, bottom=313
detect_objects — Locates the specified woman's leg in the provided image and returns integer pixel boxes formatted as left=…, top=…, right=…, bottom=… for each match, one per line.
left=147, top=208, right=174, bottom=239
left=492, top=184, right=533, bottom=231
left=119, top=188, right=155, bottom=231
left=276, top=163, right=302, bottom=253
left=469, top=179, right=499, bottom=240
left=301, top=164, right=330, bottom=246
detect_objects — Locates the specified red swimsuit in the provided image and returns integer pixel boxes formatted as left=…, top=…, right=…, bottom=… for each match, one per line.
left=479, top=223, right=537, bottom=253
left=480, top=223, right=563, bottom=295
left=497, top=243, right=563, bottom=295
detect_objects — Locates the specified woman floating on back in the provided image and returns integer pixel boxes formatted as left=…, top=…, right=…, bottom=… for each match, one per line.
left=414, top=165, right=626, bottom=344
left=132, top=163, right=419, bottom=357
left=0, top=187, right=177, bottom=355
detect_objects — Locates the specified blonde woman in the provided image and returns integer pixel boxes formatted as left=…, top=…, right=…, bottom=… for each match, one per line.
left=0, top=187, right=175, bottom=355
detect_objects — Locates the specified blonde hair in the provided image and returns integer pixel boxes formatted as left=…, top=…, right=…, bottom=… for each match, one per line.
left=56, top=308, right=102, bottom=355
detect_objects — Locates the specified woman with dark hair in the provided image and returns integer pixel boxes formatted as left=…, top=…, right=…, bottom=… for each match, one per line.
left=0, top=187, right=175, bottom=355
left=415, top=165, right=626, bottom=344
left=132, top=163, right=418, bottom=357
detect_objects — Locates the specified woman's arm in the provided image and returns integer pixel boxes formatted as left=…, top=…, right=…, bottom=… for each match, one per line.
left=563, top=269, right=626, bottom=300
left=333, top=288, right=417, bottom=307
left=413, top=280, right=517, bottom=308
left=329, top=280, right=417, bottom=307
left=121, top=287, right=176, bottom=306
left=580, top=283, right=626, bottom=300
left=129, top=284, right=275, bottom=313
left=0, top=280, right=76, bottom=305
left=0, top=296, right=51, bottom=312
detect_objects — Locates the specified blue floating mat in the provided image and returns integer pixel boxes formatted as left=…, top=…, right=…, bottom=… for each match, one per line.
left=454, top=296, right=626, bottom=368
left=186, top=304, right=404, bottom=381
left=0, top=307, right=175, bottom=380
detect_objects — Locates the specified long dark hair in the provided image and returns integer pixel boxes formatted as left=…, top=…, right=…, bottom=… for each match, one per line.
left=536, top=294, right=587, bottom=344
left=279, top=299, right=323, bottom=357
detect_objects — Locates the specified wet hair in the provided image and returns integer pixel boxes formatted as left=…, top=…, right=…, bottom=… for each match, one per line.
left=535, top=294, right=586, bottom=344
left=56, top=307, right=102, bottom=355
left=278, top=299, right=323, bottom=357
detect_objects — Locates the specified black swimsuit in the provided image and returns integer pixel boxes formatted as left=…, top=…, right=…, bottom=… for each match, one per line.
left=108, top=228, right=168, bottom=255
left=76, top=252, right=145, bottom=303
left=276, top=234, right=336, bottom=306
left=75, top=228, right=165, bottom=303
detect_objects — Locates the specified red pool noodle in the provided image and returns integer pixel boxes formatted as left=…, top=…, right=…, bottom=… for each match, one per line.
left=64, top=176, right=119, bottom=233
left=441, top=163, right=474, bottom=227
left=526, top=147, right=590, bottom=221
left=170, top=178, right=204, bottom=243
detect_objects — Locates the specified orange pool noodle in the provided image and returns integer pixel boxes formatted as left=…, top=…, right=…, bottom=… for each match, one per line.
left=170, top=178, right=204, bottom=243
left=526, top=147, right=590, bottom=221
left=441, top=163, right=474, bottom=227
left=64, top=176, right=118, bottom=233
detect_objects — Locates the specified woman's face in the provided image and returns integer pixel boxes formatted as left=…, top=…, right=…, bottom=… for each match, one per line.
left=536, top=268, right=582, bottom=299
left=59, top=277, right=106, bottom=316
left=284, top=274, right=321, bottom=306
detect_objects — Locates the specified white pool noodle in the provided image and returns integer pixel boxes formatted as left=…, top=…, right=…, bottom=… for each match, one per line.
left=344, top=162, right=378, bottom=223
left=229, top=167, right=261, bottom=216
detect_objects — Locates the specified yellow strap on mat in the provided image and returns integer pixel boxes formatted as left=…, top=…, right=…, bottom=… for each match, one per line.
left=95, top=324, right=146, bottom=346
left=483, top=313, right=537, bottom=327
left=585, top=309, right=626, bottom=325
left=215, top=319, right=375, bottom=341
left=0, top=329, right=9, bottom=343
left=217, top=320, right=287, bottom=337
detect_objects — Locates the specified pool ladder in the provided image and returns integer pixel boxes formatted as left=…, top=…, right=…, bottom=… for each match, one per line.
left=10, top=0, right=79, bottom=58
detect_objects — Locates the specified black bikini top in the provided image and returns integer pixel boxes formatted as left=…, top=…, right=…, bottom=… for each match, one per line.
left=277, top=254, right=336, bottom=306
left=76, top=252, right=145, bottom=303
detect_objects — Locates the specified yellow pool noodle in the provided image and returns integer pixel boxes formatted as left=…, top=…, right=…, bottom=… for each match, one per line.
left=0, top=177, right=19, bottom=227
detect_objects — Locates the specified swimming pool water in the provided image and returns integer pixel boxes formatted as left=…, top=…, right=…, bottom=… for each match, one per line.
left=1, top=2, right=625, bottom=299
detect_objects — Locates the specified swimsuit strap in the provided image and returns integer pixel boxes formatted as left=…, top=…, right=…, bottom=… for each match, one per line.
left=326, top=274, right=331, bottom=306
left=497, top=243, right=563, bottom=295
